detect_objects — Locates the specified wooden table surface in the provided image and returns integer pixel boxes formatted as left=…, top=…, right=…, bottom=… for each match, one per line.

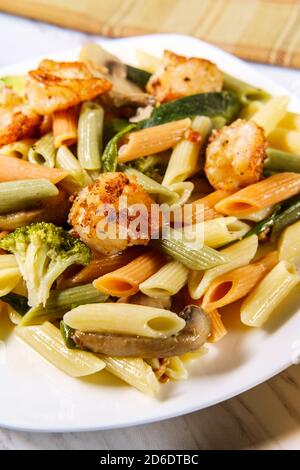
left=0, top=12, right=300, bottom=450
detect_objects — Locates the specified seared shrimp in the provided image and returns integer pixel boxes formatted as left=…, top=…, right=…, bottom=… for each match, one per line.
left=204, top=119, right=267, bottom=191
left=146, top=50, right=223, bottom=103
left=27, top=59, right=111, bottom=114
left=0, top=85, right=41, bottom=146
left=68, top=172, right=157, bottom=255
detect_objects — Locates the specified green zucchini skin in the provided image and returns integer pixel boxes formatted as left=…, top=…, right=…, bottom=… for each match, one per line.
left=126, top=65, right=151, bottom=89
left=140, top=91, right=241, bottom=128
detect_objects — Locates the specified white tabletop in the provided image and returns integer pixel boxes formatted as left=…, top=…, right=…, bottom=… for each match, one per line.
left=0, top=12, right=300, bottom=450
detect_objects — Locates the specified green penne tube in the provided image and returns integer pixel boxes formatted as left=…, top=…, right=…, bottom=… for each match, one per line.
left=0, top=179, right=58, bottom=214
left=154, top=238, right=227, bottom=271
left=19, top=284, right=109, bottom=326
left=264, top=148, right=300, bottom=173
left=78, top=101, right=104, bottom=170
left=28, top=133, right=56, bottom=168
left=223, top=72, right=271, bottom=105
left=124, top=168, right=179, bottom=205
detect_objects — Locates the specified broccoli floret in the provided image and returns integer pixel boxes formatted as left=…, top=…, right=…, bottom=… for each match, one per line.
left=126, top=155, right=169, bottom=183
left=0, top=222, right=91, bottom=307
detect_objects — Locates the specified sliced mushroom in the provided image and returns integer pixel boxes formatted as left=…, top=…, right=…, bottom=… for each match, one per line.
left=80, top=43, right=154, bottom=107
left=72, top=305, right=211, bottom=358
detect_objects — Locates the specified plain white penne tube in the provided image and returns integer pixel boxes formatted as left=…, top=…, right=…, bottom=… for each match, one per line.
left=162, top=116, right=212, bottom=186
left=164, top=357, right=188, bottom=381
left=188, top=235, right=258, bottom=299
left=0, top=254, right=18, bottom=269
left=242, top=206, right=274, bottom=222
left=267, top=127, right=300, bottom=154
left=101, top=356, right=160, bottom=397
left=16, top=322, right=105, bottom=378
left=167, top=181, right=194, bottom=206
left=140, top=260, right=189, bottom=298
left=63, top=303, right=185, bottom=338
left=278, top=220, right=300, bottom=266
left=241, top=261, right=300, bottom=327
left=251, top=96, right=290, bottom=135
left=0, top=267, right=22, bottom=297
left=203, top=217, right=250, bottom=248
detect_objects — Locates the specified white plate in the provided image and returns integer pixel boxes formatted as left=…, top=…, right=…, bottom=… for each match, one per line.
left=1, top=34, right=300, bottom=432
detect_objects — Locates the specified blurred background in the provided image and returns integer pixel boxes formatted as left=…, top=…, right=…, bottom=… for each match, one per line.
left=0, top=0, right=300, bottom=451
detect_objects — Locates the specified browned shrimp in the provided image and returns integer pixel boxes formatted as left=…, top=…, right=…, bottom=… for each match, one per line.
left=146, top=50, right=223, bottom=103
left=0, top=85, right=41, bottom=146
left=68, top=172, right=158, bottom=255
left=204, top=119, right=267, bottom=191
left=27, top=59, right=112, bottom=114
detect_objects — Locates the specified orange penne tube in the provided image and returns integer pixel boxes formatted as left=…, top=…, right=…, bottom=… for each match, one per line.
left=118, top=118, right=191, bottom=163
left=53, top=107, right=78, bottom=148
left=215, top=173, right=300, bottom=217
left=190, top=190, right=233, bottom=223
left=93, top=251, right=164, bottom=297
left=202, top=251, right=278, bottom=311
left=61, top=246, right=146, bottom=288
left=0, top=155, right=68, bottom=184
left=205, top=309, right=227, bottom=343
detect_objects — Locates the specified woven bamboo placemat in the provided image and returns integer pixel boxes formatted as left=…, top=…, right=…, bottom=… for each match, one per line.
left=0, top=0, right=300, bottom=68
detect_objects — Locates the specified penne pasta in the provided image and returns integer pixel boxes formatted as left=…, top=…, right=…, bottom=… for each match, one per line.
left=77, top=101, right=104, bottom=170
left=167, top=181, right=194, bottom=207
left=0, top=267, right=22, bottom=297
left=93, top=251, right=164, bottom=297
left=102, top=356, right=160, bottom=396
left=241, top=261, right=300, bottom=327
left=156, top=233, right=227, bottom=271
left=203, top=217, right=250, bottom=248
left=223, top=72, right=271, bottom=105
left=205, top=309, right=227, bottom=343
left=124, top=167, right=180, bottom=206
left=189, top=190, right=233, bottom=224
left=251, top=96, right=290, bottom=136
left=188, top=235, right=258, bottom=299
left=56, top=145, right=92, bottom=193
left=53, top=107, right=78, bottom=148
left=278, top=111, right=300, bottom=132
left=278, top=220, right=300, bottom=266
left=19, top=284, right=108, bottom=326
left=240, top=100, right=264, bottom=119
left=16, top=322, right=105, bottom=377
left=118, top=118, right=191, bottom=163
left=242, top=206, right=274, bottom=222
left=267, top=128, right=300, bottom=155
left=0, top=179, right=59, bottom=214
left=140, top=260, right=189, bottom=298
left=63, top=303, right=186, bottom=338
left=147, top=356, right=188, bottom=381
left=0, top=254, right=18, bottom=269
left=0, top=154, right=68, bottom=184
left=61, top=247, right=146, bottom=288
left=162, top=116, right=212, bottom=186
left=28, top=133, right=56, bottom=167
left=215, top=173, right=300, bottom=217
left=0, top=139, right=35, bottom=160
left=202, top=251, right=278, bottom=310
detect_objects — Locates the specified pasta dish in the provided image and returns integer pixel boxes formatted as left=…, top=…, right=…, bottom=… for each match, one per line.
left=0, top=44, right=299, bottom=397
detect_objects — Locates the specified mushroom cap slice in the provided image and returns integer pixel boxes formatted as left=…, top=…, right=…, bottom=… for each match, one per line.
left=72, top=305, right=211, bottom=358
